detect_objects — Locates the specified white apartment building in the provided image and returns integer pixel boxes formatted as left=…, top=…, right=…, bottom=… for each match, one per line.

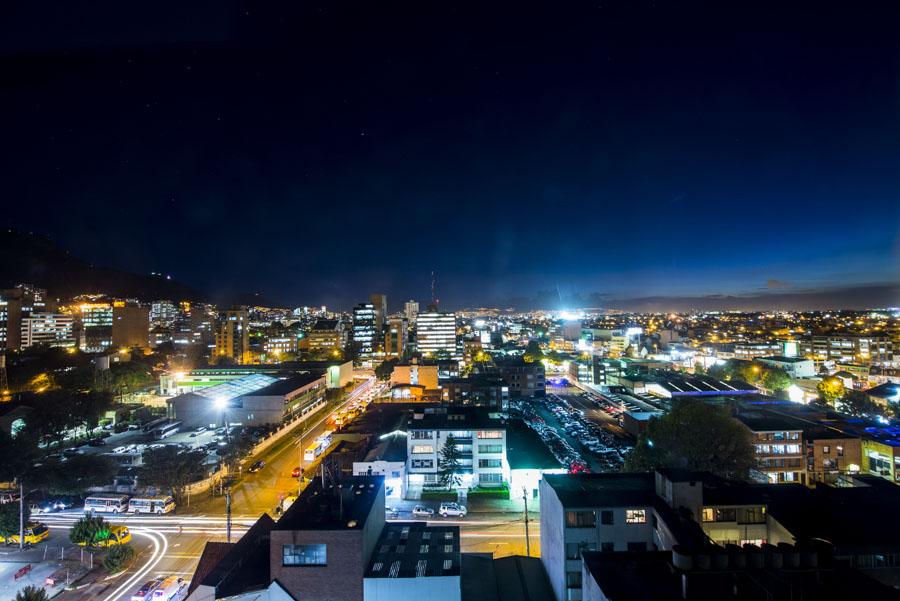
left=405, top=407, right=508, bottom=494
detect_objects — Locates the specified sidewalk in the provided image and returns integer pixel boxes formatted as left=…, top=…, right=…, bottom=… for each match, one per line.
left=0, top=546, right=95, bottom=601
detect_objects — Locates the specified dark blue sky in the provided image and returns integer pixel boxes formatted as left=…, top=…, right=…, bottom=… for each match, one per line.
left=2, top=1, right=899, bottom=310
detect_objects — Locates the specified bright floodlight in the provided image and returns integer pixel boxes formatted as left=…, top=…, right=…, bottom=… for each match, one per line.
left=214, top=396, right=227, bottom=409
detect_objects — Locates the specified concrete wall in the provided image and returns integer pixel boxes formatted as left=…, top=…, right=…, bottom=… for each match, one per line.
left=364, top=575, right=460, bottom=601
left=270, top=529, right=365, bottom=601
left=540, top=479, right=566, bottom=601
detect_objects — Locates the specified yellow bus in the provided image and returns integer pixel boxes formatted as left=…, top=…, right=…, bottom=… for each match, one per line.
left=0, top=522, right=49, bottom=545
left=79, top=524, right=132, bottom=547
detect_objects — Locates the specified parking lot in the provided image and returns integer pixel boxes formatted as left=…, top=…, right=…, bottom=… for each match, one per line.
left=510, top=389, right=634, bottom=473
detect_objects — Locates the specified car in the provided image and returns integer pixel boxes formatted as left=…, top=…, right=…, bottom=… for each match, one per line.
left=131, top=578, right=163, bottom=601
left=412, top=505, right=435, bottom=517
left=438, top=502, right=467, bottom=517
left=291, top=466, right=302, bottom=478
left=247, top=460, right=265, bottom=473
left=88, top=438, right=106, bottom=447
left=127, top=424, right=141, bottom=431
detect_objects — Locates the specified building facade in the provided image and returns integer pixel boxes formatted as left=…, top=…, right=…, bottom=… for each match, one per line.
left=415, top=311, right=458, bottom=359
left=215, top=308, right=250, bottom=364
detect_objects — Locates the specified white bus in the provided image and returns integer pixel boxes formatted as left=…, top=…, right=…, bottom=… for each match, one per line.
left=304, top=441, right=326, bottom=462
left=318, top=430, right=333, bottom=446
left=154, top=421, right=182, bottom=440
left=84, top=495, right=130, bottom=513
left=129, top=495, right=176, bottom=515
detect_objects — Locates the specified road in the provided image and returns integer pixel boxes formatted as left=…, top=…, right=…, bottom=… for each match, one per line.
left=41, top=376, right=536, bottom=601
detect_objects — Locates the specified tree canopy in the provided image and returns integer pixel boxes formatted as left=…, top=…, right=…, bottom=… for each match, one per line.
left=0, top=501, right=27, bottom=539
left=817, top=378, right=844, bottom=406
left=523, top=340, right=544, bottom=363
left=625, top=399, right=755, bottom=481
left=140, top=446, right=207, bottom=500
left=438, top=434, right=462, bottom=489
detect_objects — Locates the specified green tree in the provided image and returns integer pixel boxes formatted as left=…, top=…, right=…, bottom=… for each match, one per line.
left=0, top=502, right=28, bottom=539
left=30, top=455, right=117, bottom=495
left=817, top=378, right=844, bottom=406
left=761, top=368, right=792, bottom=393
left=139, top=446, right=207, bottom=501
left=102, top=544, right=135, bottom=573
left=841, top=390, right=884, bottom=417
left=69, top=515, right=109, bottom=547
left=375, top=359, right=398, bottom=381
left=693, top=362, right=706, bottom=375
left=437, top=434, right=462, bottom=489
left=0, top=427, right=40, bottom=484
left=109, top=362, right=155, bottom=392
left=523, top=340, right=544, bottom=363
left=15, top=585, right=50, bottom=601
left=625, top=399, right=755, bottom=481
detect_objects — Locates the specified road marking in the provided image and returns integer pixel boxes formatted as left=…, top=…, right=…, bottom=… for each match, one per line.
left=101, top=527, right=168, bottom=601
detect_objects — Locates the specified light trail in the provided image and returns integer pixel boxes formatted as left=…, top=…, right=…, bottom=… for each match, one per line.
left=101, top=528, right=168, bottom=601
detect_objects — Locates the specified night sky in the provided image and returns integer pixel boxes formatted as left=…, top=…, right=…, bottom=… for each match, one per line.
left=3, top=1, right=899, bottom=310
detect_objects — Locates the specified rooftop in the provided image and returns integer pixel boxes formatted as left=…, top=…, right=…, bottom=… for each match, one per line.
left=245, top=373, right=324, bottom=397
left=542, top=473, right=656, bottom=507
left=192, top=374, right=279, bottom=402
left=759, top=355, right=811, bottom=363
left=365, top=522, right=460, bottom=578
left=275, top=475, right=383, bottom=531
left=407, top=406, right=507, bottom=431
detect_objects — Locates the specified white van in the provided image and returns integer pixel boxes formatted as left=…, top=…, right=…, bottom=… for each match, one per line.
left=152, top=576, right=187, bottom=601
left=128, top=495, right=176, bottom=515
left=84, top=495, right=129, bottom=513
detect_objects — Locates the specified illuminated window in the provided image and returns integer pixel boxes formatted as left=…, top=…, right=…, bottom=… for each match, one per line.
left=625, top=509, right=646, bottom=524
left=283, top=544, right=326, bottom=566
left=477, top=430, right=502, bottom=439
left=411, top=445, right=434, bottom=454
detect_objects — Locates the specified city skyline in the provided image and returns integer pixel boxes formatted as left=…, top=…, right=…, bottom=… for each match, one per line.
left=2, top=1, right=898, bottom=309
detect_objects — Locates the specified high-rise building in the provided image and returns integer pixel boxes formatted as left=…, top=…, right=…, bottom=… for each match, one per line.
left=215, top=308, right=250, bottom=364
left=79, top=302, right=114, bottom=352
left=384, top=317, right=407, bottom=359
left=112, top=301, right=150, bottom=349
left=404, top=300, right=419, bottom=323
left=0, top=285, right=53, bottom=350
left=150, top=300, right=179, bottom=328
left=369, top=293, right=387, bottom=334
left=352, top=303, right=377, bottom=361
left=20, top=312, right=76, bottom=348
left=416, top=311, right=458, bottom=359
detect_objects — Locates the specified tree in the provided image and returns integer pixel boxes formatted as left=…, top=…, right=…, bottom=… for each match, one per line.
left=219, top=435, right=256, bottom=475
left=625, top=399, right=755, bottom=481
left=15, top=585, right=49, bottom=601
left=140, top=446, right=207, bottom=501
left=762, top=368, right=792, bottom=393
left=69, top=515, right=110, bottom=547
left=30, top=455, right=117, bottom=495
left=693, top=362, right=706, bottom=375
left=841, top=390, right=885, bottom=417
left=817, top=378, right=844, bottom=407
left=110, top=362, right=154, bottom=392
left=0, top=427, right=40, bottom=484
left=102, top=544, right=135, bottom=573
left=523, top=340, right=544, bottom=363
left=437, top=434, right=462, bottom=489
left=0, top=502, right=28, bottom=539
left=375, top=359, right=398, bottom=381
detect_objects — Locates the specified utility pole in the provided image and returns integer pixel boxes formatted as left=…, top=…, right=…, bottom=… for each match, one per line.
left=522, top=487, right=530, bottom=557
left=225, top=486, right=232, bottom=543
left=19, top=481, right=24, bottom=551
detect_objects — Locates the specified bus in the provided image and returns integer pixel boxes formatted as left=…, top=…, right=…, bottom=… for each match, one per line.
left=129, top=495, right=176, bottom=515
left=153, top=421, right=182, bottom=440
left=142, top=417, right=168, bottom=433
left=304, top=440, right=326, bottom=462
left=85, top=495, right=130, bottom=513
left=79, top=524, right=131, bottom=547
left=318, top=430, right=333, bottom=446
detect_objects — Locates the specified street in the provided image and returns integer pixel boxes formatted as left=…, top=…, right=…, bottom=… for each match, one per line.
left=20, top=376, right=537, bottom=601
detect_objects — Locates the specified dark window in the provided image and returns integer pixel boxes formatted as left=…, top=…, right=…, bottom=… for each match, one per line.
left=283, top=544, right=326, bottom=566
left=566, top=511, right=596, bottom=528
left=566, top=571, right=582, bottom=589
left=601, top=542, right=614, bottom=552
left=600, top=510, right=614, bottom=525
left=627, top=542, right=647, bottom=552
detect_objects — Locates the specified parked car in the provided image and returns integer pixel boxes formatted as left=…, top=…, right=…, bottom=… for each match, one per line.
left=247, top=460, right=265, bottom=473
left=412, top=505, right=435, bottom=517
left=438, top=502, right=467, bottom=517
left=291, top=466, right=302, bottom=478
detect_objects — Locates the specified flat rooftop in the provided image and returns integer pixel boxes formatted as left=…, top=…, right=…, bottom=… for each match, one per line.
left=365, top=522, right=460, bottom=578
left=275, top=475, right=383, bottom=531
left=245, top=373, right=324, bottom=396
left=543, top=473, right=656, bottom=507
